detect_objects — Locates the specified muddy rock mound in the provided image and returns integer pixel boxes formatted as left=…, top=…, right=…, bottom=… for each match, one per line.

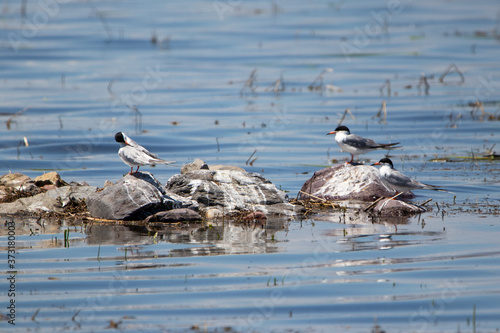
left=299, top=163, right=399, bottom=201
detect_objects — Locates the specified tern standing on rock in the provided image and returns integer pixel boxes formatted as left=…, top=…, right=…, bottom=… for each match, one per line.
left=326, top=125, right=401, bottom=163
left=115, top=132, right=175, bottom=175
left=373, top=158, right=447, bottom=194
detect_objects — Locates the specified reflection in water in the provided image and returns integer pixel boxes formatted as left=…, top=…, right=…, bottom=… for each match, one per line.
left=84, top=218, right=287, bottom=256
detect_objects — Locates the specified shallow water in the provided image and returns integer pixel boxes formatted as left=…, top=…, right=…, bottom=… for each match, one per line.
left=0, top=0, right=499, bottom=332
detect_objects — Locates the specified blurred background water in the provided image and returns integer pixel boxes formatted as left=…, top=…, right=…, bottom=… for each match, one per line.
left=0, top=0, right=499, bottom=332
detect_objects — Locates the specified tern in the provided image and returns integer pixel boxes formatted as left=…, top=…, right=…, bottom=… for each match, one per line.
left=115, top=132, right=175, bottom=174
left=326, top=126, right=400, bottom=163
left=373, top=158, right=447, bottom=195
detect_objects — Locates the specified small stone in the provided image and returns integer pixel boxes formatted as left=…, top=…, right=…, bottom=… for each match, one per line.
left=205, top=207, right=223, bottom=219
left=144, top=208, right=202, bottom=223
left=42, top=184, right=58, bottom=191
left=243, top=211, right=267, bottom=221
left=181, top=159, right=207, bottom=174
left=103, top=180, right=114, bottom=188
left=34, top=172, right=67, bottom=188
left=371, top=198, right=426, bottom=216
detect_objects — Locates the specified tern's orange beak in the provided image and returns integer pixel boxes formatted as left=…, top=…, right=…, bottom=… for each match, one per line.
left=326, top=131, right=336, bottom=135
left=372, top=162, right=380, bottom=166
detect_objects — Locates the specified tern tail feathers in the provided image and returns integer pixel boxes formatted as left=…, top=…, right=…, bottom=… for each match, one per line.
left=372, top=142, right=401, bottom=149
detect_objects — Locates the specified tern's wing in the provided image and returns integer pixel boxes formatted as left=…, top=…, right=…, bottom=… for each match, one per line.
left=346, top=134, right=400, bottom=149
left=345, top=134, right=379, bottom=149
left=385, top=169, right=418, bottom=188
left=126, top=137, right=161, bottom=159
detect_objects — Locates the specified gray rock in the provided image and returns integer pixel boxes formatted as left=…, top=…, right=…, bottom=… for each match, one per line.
left=299, top=164, right=408, bottom=201
left=165, top=169, right=294, bottom=215
left=86, top=172, right=197, bottom=221
left=0, top=185, right=97, bottom=215
left=144, top=208, right=202, bottom=223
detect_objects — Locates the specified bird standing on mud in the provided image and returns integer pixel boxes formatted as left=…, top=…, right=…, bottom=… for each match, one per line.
left=114, top=132, right=175, bottom=174
left=326, top=125, right=400, bottom=163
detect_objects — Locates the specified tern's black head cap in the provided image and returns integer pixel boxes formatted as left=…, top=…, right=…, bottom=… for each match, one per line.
left=378, top=157, right=394, bottom=168
left=334, top=125, right=350, bottom=133
left=115, top=132, right=125, bottom=143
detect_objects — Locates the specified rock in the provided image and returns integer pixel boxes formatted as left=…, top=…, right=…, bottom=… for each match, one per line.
left=103, top=180, right=114, bottom=188
left=0, top=185, right=97, bottom=215
left=86, top=172, right=198, bottom=221
left=299, top=164, right=405, bottom=202
left=209, top=165, right=246, bottom=172
left=181, top=159, right=208, bottom=174
left=0, top=173, right=41, bottom=201
left=181, top=159, right=245, bottom=174
left=369, top=198, right=426, bottom=217
left=144, top=208, right=202, bottom=223
left=205, top=207, right=224, bottom=219
left=166, top=169, right=294, bottom=215
left=0, top=173, right=32, bottom=189
left=46, top=185, right=97, bottom=207
left=34, top=172, right=67, bottom=187
left=242, top=211, right=267, bottom=221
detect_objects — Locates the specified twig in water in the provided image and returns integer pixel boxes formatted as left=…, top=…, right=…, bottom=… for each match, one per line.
left=89, top=6, right=113, bottom=39
left=21, top=0, right=27, bottom=17
left=216, top=137, right=220, bottom=152
left=246, top=149, right=257, bottom=165
left=6, top=105, right=30, bottom=130
left=31, top=308, right=40, bottom=321
left=265, top=74, right=285, bottom=95
left=417, top=74, right=430, bottom=95
left=240, top=69, right=258, bottom=96
left=298, top=190, right=328, bottom=202
left=107, top=79, right=117, bottom=98
left=126, top=104, right=142, bottom=134
left=308, top=68, right=333, bottom=93
left=374, top=101, right=387, bottom=124
left=338, top=108, right=355, bottom=126
left=420, top=198, right=433, bottom=206
left=439, top=63, right=464, bottom=85
left=469, top=101, right=486, bottom=120
left=363, top=196, right=385, bottom=212
left=379, top=79, right=391, bottom=96
left=72, top=309, right=81, bottom=322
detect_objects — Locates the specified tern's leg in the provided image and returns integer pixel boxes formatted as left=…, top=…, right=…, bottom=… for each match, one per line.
left=129, top=167, right=133, bottom=175
left=135, top=166, right=140, bottom=174
left=348, top=154, right=354, bottom=164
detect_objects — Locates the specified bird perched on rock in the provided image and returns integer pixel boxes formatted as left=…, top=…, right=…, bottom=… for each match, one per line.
left=327, top=126, right=400, bottom=163
left=114, top=132, right=175, bottom=174
left=373, top=158, right=448, bottom=195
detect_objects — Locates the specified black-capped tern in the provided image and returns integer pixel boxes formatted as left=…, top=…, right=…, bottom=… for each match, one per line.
left=373, top=158, right=447, bottom=194
left=326, top=126, right=400, bottom=163
left=115, top=132, right=175, bottom=174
